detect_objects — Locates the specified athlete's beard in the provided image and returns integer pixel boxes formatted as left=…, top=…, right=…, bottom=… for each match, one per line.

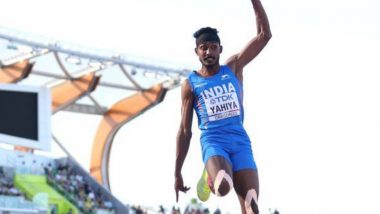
left=200, top=55, right=220, bottom=69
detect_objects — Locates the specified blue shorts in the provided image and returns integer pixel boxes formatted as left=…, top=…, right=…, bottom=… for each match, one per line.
left=200, top=127, right=257, bottom=172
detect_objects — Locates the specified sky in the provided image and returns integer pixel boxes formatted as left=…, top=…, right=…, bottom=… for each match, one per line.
left=1, top=0, right=380, bottom=213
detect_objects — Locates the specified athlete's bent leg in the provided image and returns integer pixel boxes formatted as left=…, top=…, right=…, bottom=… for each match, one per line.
left=205, top=156, right=234, bottom=197
left=233, top=169, right=260, bottom=214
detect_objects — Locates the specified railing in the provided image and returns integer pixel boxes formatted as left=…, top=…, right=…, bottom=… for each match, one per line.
left=0, top=195, right=47, bottom=214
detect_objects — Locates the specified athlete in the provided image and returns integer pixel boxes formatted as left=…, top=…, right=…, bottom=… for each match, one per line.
left=174, top=0, right=271, bottom=213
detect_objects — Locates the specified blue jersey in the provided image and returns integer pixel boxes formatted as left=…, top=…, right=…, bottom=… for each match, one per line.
left=188, top=65, right=256, bottom=171
left=188, top=65, right=245, bottom=131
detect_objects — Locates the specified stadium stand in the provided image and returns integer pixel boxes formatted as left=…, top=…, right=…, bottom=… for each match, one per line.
left=0, top=148, right=127, bottom=214
left=0, top=165, right=47, bottom=213
left=45, top=160, right=115, bottom=213
left=14, top=174, right=77, bottom=214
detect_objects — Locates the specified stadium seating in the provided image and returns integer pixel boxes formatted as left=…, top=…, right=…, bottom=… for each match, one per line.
left=0, top=148, right=125, bottom=214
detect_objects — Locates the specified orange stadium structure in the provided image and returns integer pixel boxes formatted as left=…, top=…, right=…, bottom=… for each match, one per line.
left=0, top=27, right=189, bottom=213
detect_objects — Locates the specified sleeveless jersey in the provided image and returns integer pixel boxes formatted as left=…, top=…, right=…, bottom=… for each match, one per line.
left=188, top=65, right=245, bottom=131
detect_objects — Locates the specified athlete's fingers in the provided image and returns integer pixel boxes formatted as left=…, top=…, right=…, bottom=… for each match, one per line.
left=180, top=185, right=190, bottom=193
left=183, top=186, right=191, bottom=192
left=178, top=186, right=190, bottom=193
left=175, top=185, right=190, bottom=202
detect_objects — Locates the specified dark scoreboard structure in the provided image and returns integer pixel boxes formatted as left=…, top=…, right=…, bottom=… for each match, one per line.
left=0, top=84, right=51, bottom=151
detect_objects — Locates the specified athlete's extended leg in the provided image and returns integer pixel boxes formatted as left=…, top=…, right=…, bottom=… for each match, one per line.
left=197, top=155, right=234, bottom=201
left=205, top=156, right=234, bottom=197
left=233, top=169, right=260, bottom=214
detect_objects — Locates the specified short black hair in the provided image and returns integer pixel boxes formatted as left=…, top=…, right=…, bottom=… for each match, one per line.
left=193, top=27, right=221, bottom=46
left=193, top=27, right=219, bottom=38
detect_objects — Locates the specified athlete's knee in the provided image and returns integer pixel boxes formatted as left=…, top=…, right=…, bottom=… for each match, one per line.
left=213, top=170, right=233, bottom=197
left=244, top=189, right=259, bottom=214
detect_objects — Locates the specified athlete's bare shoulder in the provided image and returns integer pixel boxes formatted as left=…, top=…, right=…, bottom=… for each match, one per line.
left=181, top=79, right=193, bottom=100
left=225, top=54, right=243, bottom=81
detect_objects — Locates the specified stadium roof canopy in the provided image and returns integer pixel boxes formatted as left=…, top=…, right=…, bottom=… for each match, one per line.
left=0, top=26, right=190, bottom=189
left=0, top=26, right=190, bottom=114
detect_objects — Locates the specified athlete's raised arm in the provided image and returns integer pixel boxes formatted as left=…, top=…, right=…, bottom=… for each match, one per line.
left=174, top=80, right=194, bottom=202
left=226, top=0, right=272, bottom=80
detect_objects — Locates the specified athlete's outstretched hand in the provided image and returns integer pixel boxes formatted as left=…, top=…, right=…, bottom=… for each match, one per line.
left=175, top=174, right=190, bottom=202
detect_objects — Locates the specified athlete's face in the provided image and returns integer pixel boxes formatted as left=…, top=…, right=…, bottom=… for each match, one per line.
left=195, top=41, right=222, bottom=67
